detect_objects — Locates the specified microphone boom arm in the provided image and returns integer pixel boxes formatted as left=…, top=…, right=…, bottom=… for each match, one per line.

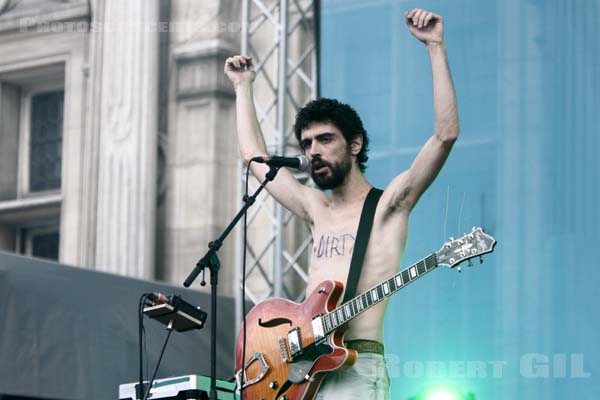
left=183, top=164, right=280, bottom=287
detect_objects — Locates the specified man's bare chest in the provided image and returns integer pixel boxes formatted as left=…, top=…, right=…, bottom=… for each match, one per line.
left=310, top=210, right=360, bottom=260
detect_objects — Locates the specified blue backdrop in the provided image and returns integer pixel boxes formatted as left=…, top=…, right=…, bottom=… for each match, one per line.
left=320, top=1, right=599, bottom=399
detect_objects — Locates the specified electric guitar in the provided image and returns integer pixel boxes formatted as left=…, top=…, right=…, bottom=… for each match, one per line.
left=235, top=227, right=496, bottom=400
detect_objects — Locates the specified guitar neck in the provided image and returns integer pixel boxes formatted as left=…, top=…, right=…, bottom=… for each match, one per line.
left=321, top=254, right=438, bottom=335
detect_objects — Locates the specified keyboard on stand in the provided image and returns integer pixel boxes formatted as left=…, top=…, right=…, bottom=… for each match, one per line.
left=119, top=374, right=237, bottom=400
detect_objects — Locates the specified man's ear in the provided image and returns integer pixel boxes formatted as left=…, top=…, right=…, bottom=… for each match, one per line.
left=350, top=135, right=363, bottom=156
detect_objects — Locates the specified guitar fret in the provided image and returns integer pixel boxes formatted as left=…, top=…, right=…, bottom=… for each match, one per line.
left=402, top=270, right=410, bottom=284
left=417, top=260, right=426, bottom=275
left=383, top=281, right=390, bottom=296
left=371, top=288, right=378, bottom=302
left=426, top=254, right=437, bottom=271
left=395, top=274, right=402, bottom=289
left=377, top=285, right=385, bottom=299
left=409, top=265, right=417, bottom=279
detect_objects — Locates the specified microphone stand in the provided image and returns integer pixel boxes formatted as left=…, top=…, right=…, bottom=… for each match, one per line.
left=183, top=165, right=281, bottom=400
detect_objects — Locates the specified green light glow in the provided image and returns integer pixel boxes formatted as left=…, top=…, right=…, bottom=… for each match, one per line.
left=421, top=383, right=464, bottom=400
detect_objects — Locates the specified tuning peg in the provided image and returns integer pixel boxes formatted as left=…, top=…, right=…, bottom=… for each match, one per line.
left=467, top=259, right=473, bottom=267
left=449, top=237, right=455, bottom=241
left=472, top=227, right=477, bottom=232
left=479, top=256, right=484, bottom=264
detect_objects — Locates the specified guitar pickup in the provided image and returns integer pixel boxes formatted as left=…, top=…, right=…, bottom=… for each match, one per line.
left=311, top=315, right=326, bottom=343
left=287, top=327, right=302, bottom=358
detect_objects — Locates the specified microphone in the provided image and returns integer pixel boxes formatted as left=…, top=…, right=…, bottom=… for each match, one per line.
left=251, top=155, right=310, bottom=172
left=147, top=292, right=172, bottom=305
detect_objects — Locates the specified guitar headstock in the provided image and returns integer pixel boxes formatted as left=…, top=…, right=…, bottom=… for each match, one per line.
left=436, top=227, right=497, bottom=269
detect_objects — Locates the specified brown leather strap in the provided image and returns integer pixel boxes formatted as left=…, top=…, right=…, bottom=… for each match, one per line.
left=345, top=339, right=385, bottom=355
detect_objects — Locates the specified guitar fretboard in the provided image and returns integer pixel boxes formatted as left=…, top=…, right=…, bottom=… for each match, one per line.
left=321, top=254, right=438, bottom=334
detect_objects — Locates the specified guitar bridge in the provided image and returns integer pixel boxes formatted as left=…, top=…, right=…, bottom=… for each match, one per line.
left=278, top=336, right=290, bottom=362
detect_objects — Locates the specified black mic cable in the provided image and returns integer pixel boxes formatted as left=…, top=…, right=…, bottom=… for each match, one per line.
left=142, top=327, right=174, bottom=400
left=138, top=294, right=153, bottom=400
left=239, top=160, right=253, bottom=399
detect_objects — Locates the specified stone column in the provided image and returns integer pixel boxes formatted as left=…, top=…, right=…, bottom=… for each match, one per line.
left=156, top=0, right=240, bottom=293
left=94, top=0, right=159, bottom=278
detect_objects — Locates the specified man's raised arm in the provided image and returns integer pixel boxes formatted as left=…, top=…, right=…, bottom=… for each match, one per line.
left=224, top=55, right=314, bottom=221
left=386, top=9, right=460, bottom=211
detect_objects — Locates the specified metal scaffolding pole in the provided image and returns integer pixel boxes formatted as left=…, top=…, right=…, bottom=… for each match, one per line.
left=235, top=0, right=319, bottom=327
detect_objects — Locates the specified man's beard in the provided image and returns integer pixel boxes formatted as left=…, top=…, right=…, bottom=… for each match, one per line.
left=310, top=152, right=352, bottom=190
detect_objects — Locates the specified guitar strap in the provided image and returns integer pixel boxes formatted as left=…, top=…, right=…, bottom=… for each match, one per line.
left=342, top=187, right=384, bottom=304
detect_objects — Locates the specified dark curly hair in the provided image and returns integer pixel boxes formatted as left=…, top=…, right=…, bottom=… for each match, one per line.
left=293, top=98, right=369, bottom=173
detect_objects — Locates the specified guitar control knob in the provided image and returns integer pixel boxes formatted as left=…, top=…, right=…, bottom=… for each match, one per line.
left=269, top=381, right=279, bottom=389
left=279, top=396, right=289, bottom=400
left=318, top=287, right=326, bottom=294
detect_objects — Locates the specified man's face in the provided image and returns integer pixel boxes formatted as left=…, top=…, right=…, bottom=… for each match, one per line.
left=300, top=122, right=353, bottom=190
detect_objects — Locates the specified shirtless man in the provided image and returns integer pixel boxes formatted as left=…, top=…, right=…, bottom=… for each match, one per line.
left=225, top=8, right=458, bottom=399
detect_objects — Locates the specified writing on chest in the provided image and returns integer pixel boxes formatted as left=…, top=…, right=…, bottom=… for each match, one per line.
left=312, top=233, right=356, bottom=259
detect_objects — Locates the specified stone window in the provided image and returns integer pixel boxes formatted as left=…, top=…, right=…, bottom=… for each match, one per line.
left=29, top=90, right=64, bottom=192
left=0, top=63, right=64, bottom=260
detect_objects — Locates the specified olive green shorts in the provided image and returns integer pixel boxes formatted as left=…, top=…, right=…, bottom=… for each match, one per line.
left=315, top=352, right=390, bottom=400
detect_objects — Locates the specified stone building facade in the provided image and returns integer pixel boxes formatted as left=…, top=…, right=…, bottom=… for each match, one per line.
left=0, top=0, right=247, bottom=295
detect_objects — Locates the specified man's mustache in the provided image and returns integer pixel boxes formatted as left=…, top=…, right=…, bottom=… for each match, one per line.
left=311, top=157, right=332, bottom=171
